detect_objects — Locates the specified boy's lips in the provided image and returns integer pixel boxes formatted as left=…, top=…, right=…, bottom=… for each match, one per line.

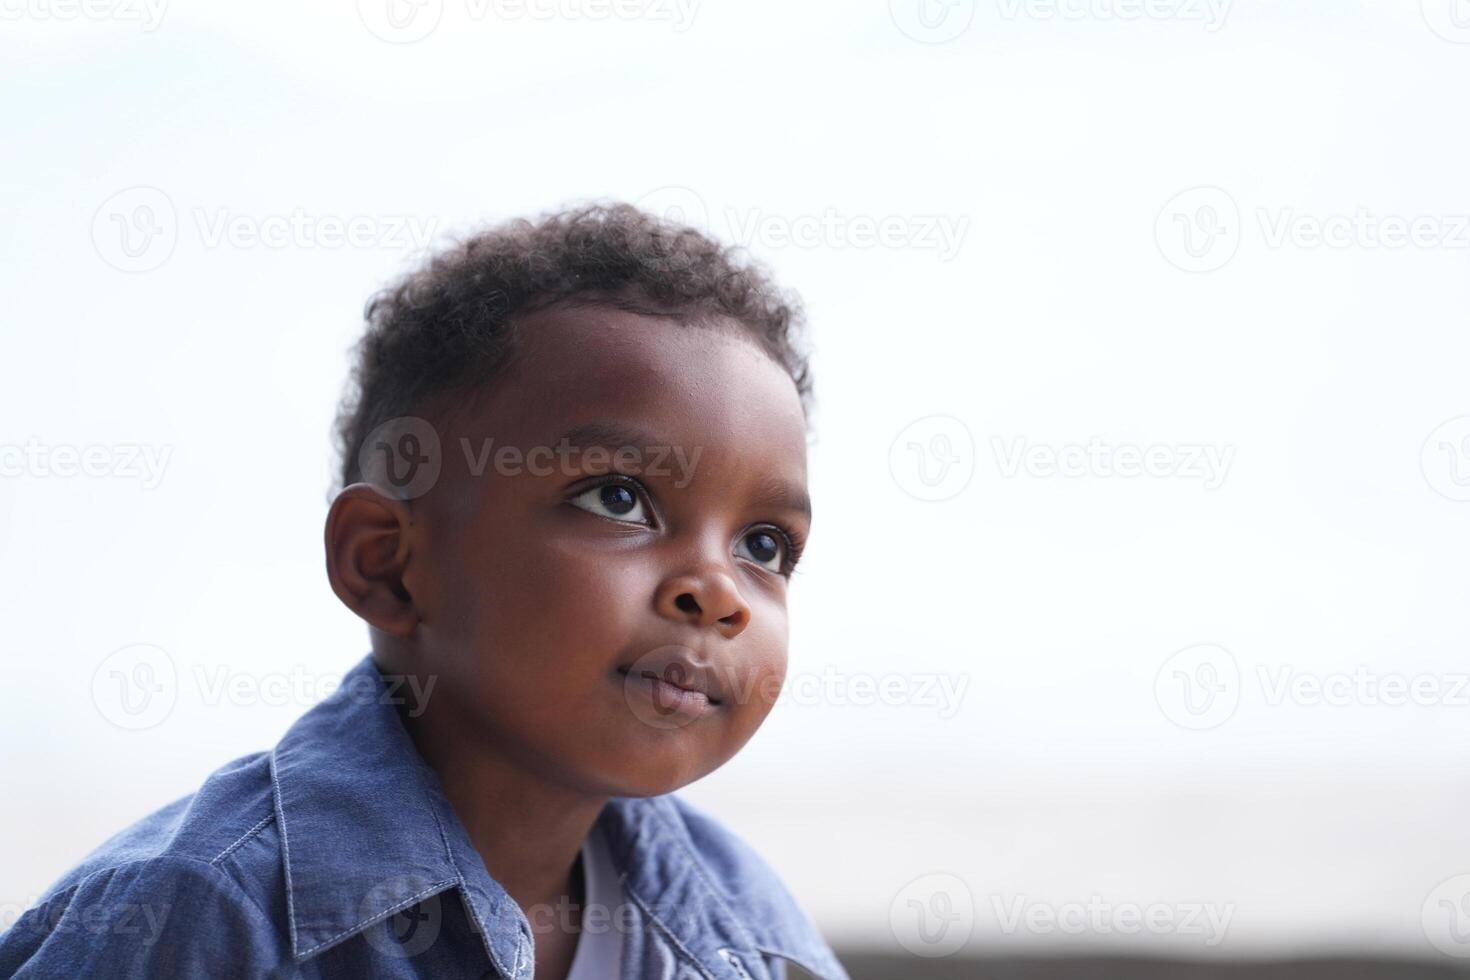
left=615, top=660, right=725, bottom=704
left=615, top=644, right=729, bottom=717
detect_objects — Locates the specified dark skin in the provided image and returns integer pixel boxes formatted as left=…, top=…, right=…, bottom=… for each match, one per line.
left=324, top=305, right=811, bottom=979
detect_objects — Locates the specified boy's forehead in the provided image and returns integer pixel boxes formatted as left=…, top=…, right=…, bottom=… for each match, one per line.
left=450, top=304, right=807, bottom=473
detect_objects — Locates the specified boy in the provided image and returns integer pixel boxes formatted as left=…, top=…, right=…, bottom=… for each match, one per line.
left=0, top=205, right=848, bottom=979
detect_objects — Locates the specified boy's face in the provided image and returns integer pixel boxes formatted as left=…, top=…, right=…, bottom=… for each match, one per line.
left=402, top=305, right=810, bottom=797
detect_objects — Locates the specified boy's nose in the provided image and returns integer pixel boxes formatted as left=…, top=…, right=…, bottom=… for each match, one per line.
left=654, top=568, right=751, bottom=638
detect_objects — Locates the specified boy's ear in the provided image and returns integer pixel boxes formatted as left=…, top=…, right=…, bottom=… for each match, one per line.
left=324, top=483, right=420, bottom=636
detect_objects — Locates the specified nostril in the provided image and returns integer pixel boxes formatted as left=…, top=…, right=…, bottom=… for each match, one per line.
left=674, top=593, right=700, bottom=614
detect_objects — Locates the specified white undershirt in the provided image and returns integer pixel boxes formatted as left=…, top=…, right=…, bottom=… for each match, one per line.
left=563, top=823, right=625, bottom=980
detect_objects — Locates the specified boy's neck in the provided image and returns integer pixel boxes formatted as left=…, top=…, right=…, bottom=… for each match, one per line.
left=394, top=696, right=608, bottom=937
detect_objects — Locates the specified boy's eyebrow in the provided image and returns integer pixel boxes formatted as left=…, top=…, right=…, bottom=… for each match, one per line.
left=554, top=421, right=665, bottom=454
left=748, top=473, right=812, bottom=520
left=555, top=422, right=811, bottom=519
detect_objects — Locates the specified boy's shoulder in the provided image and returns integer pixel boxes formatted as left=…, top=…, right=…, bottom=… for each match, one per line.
left=0, top=750, right=291, bottom=978
left=2, top=657, right=847, bottom=979
left=38, top=750, right=282, bottom=897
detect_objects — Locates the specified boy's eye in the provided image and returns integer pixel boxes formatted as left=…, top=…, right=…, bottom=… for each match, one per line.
left=737, top=529, right=786, bottom=572
left=570, top=480, right=651, bottom=525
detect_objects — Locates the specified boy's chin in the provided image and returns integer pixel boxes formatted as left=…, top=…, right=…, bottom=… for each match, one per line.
left=568, top=745, right=730, bottom=800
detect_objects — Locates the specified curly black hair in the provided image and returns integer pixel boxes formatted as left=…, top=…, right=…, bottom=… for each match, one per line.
left=332, top=202, right=812, bottom=493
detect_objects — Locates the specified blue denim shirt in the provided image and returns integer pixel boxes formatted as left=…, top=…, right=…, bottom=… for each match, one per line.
left=0, top=656, right=848, bottom=980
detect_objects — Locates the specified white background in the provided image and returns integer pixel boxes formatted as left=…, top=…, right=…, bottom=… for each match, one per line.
left=3, top=0, right=1470, bottom=964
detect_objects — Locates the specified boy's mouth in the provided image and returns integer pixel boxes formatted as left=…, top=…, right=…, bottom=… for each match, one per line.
left=616, top=665, right=720, bottom=725
left=615, top=646, right=728, bottom=708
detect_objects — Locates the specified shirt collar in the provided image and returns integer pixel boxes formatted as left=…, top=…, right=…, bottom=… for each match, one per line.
left=269, top=656, right=534, bottom=975
left=599, top=796, right=848, bottom=979
left=270, top=655, right=843, bottom=979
